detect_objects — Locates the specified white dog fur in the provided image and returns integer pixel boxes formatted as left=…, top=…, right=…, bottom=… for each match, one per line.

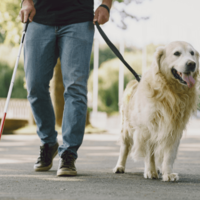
left=113, top=41, right=200, bottom=181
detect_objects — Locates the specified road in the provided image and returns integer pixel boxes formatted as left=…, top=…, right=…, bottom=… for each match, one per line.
left=0, top=119, right=199, bottom=200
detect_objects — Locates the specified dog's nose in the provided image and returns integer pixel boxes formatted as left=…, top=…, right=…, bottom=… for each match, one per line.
left=186, top=61, right=196, bottom=72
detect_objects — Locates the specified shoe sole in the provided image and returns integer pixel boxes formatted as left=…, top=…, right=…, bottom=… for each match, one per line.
left=57, top=170, right=77, bottom=176
left=34, top=150, right=58, bottom=172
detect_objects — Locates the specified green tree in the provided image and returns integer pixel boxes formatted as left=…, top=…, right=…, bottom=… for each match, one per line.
left=88, top=44, right=160, bottom=113
left=90, top=46, right=117, bottom=71
left=0, top=62, right=12, bottom=97
left=0, top=0, right=22, bottom=45
left=0, top=1, right=28, bottom=99
left=0, top=61, right=27, bottom=99
left=111, top=0, right=150, bottom=29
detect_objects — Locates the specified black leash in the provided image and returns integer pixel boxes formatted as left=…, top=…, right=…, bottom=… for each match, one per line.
left=95, top=21, right=141, bottom=82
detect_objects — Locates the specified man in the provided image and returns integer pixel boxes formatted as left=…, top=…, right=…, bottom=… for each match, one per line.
left=20, top=0, right=112, bottom=176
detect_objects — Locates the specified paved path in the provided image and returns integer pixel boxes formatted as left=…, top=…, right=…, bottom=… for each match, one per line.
left=0, top=119, right=199, bottom=200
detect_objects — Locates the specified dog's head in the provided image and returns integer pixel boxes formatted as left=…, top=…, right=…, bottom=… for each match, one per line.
left=154, top=41, right=199, bottom=88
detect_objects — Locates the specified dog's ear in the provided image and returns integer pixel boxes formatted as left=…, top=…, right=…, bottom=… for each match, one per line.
left=195, top=50, right=200, bottom=75
left=153, top=46, right=165, bottom=72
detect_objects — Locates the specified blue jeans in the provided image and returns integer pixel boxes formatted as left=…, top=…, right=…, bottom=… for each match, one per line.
left=24, top=21, right=94, bottom=159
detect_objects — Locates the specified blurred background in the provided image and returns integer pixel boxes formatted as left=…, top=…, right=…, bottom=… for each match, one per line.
left=0, top=0, right=199, bottom=134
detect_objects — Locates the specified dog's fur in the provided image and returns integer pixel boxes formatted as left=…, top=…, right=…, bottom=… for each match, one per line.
left=113, top=41, right=200, bottom=181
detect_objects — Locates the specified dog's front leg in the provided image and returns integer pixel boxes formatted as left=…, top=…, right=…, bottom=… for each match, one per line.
left=113, top=136, right=131, bottom=173
left=144, top=147, right=159, bottom=179
left=162, top=140, right=180, bottom=181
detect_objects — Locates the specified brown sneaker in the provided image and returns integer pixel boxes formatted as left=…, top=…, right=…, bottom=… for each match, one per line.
left=57, top=151, right=77, bottom=176
left=34, top=142, right=59, bottom=171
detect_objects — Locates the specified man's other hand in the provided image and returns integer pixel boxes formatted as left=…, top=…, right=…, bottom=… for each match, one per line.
left=20, top=0, right=36, bottom=23
left=93, top=5, right=110, bottom=25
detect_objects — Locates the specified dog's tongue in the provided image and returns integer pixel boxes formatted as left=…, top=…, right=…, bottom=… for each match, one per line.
left=182, top=74, right=195, bottom=88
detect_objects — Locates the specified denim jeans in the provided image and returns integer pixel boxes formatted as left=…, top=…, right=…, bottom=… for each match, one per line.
left=24, top=21, right=94, bottom=159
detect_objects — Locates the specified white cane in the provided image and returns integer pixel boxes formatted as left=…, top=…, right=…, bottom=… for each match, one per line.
left=0, top=20, right=29, bottom=139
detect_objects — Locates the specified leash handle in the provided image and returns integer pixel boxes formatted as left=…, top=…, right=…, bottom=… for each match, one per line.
left=95, top=21, right=141, bottom=82
left=21, top=18, right=29, bottom=43
left=23, top=18, right=30, bottom=32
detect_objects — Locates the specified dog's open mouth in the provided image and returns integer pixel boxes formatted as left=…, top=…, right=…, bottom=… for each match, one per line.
left=171, top=68, right=195, bottom=88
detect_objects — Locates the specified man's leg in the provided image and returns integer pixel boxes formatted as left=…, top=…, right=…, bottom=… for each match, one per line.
left=56, top=21, right=94, bottom=175
left=24, top=21, right=59, bottom=171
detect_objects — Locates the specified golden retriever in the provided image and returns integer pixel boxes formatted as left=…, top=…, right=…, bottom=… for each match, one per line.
left=113, top=41, right=199, bottom=181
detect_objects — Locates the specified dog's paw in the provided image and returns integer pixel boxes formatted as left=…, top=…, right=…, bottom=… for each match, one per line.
left=162, top=173, right=179, bottom=182
left=113, top=166, right=125, bottom=173
left=144, top=170, right=159, bottom=179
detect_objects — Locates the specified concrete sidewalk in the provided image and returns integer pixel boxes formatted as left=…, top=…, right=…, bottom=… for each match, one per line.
left=0, top=119, right=199, bottom=200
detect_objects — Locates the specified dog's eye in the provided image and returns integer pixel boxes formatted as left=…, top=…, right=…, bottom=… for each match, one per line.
left=190, top=51, right=194, bottom=56
left=174, top=51, right=181, bottom=56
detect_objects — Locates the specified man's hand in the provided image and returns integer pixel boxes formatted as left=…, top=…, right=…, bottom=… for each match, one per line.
left=20, top=0, right=36, bottom=23
left=93, top=0, right=112, bottom=25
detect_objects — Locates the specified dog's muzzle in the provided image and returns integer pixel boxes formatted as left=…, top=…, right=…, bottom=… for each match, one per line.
left=185, top=61, right=196, bottom=73
left=171, top=64, right=196, bottom=88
